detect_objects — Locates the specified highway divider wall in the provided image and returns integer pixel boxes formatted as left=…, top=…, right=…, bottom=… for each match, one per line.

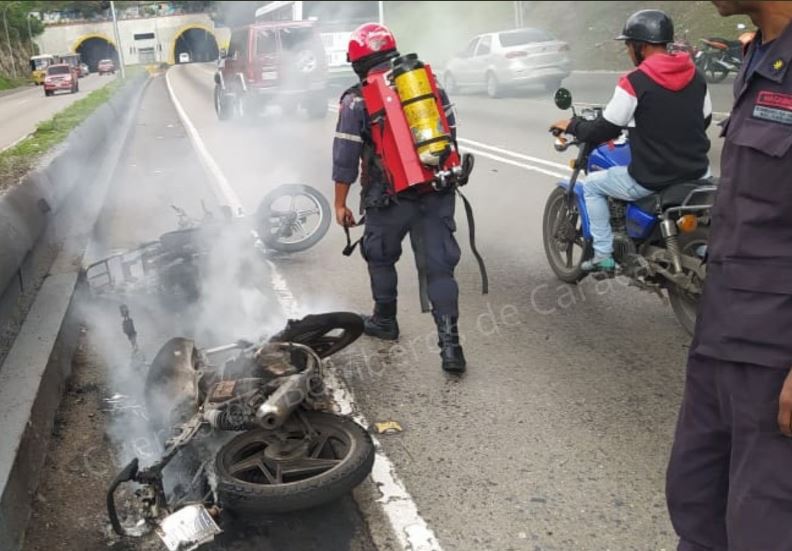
left=0, top=73, right=146, bottom=300
left=0, top=71, right=149, bottom=551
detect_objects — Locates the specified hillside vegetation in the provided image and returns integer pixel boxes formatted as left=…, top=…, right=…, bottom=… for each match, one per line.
left=386, top=1, right=753, bottom=70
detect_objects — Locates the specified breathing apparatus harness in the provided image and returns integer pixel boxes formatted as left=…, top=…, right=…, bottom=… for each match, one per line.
left=342, top=53, right=488, bottom=305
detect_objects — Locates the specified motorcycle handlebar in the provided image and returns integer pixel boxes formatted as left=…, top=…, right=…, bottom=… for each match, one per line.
left=107, top=458, right=140, bottom=536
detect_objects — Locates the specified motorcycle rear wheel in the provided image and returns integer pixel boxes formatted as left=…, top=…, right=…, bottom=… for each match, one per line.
left=256, top=184, right=331, bottom=253
left=667, top=226, right=709, bottom=335
left=270, top=311, right=363, bottom=359
left=542, top=186, right=590, bottom=283
left=215, top=411, right=375, bottom=514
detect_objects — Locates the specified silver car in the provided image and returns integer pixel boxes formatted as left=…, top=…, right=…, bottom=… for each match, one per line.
left=444, top=28, right=572, bottom=98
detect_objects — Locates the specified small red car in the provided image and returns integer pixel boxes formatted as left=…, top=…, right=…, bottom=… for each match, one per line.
left=97, top=59, right=116, bottom=75
left=44, top=64, right=78, bottom=96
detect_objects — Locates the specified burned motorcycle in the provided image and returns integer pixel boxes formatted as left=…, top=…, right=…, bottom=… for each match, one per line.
left=86, top=184, right=331, bottom=301
left=107, top=311, right=374, bottom=550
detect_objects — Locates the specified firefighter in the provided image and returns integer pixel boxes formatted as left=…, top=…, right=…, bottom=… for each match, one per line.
left=332, top=23, right=465, bottom=373
left=665, top=2, right=792, bottom=549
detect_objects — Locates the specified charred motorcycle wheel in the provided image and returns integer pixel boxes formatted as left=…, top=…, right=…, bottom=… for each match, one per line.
left=542, top=187, right=589, bottom=283
left=667, top=226, right=709, bottom=336
left=215, top=411, right=375, bottom=514
left=256, top=184, right=331, bottom=253
left=270, top=312, right=364, bottom=358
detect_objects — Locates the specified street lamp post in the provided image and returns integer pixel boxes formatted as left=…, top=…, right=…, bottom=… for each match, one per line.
left=513, top=1, right=524, bottom=28
left=2, top=2, right=18, bottom=79
left=109, top=1, right=126, bottom=78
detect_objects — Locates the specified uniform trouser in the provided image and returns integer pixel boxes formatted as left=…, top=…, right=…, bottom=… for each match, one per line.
left=361, top=190, right=461, bottom=317
left=666, top=353, right=792, bottom=551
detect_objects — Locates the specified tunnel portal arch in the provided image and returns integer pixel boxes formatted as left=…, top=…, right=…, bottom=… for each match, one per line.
left=172, top=25, right=219, bottom=64
left=73, top=34, right=118, bottom=72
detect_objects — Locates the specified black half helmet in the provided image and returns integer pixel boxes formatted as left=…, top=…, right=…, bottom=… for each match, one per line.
left=616, top=9, right=674, bottom=44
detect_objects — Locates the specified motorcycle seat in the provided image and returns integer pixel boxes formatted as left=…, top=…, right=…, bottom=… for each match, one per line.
left=702, top=37, right=741, bottom=50
left=634, top=179, right=717, bottom=213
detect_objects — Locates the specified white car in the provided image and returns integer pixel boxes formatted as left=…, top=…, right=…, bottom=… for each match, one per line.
left=179, top=52, right=191, bottom=64
left=444, top=28, right=572, bottom=98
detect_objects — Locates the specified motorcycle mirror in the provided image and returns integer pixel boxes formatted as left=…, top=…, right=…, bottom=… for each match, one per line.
left=554, top=88, right=573, bottom=110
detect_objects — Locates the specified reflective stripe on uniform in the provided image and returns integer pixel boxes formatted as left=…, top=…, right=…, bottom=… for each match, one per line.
left=335, top=132, right=363, bottom=143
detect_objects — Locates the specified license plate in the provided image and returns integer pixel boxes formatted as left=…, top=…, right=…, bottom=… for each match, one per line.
left=155, top=505, right=222, bottom=551
left=262, top=71, right=277, bottom=81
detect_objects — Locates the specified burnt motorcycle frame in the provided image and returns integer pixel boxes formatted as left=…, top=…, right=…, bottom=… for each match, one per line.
left=106, top=312, right=370, bottom=541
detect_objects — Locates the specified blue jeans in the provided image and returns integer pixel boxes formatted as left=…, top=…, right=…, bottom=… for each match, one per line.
left=582, top=166, right=653, bottom=257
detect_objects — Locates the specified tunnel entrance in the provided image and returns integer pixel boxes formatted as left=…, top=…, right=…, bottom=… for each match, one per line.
left=174, top=28, right=219, bottom=63
left=76, top=37, right=119, bottom=72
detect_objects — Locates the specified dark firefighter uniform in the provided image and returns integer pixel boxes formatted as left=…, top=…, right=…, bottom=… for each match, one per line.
left=666, top=22, right=792, bottom=550
left=332, top=81, right=461, bottom=318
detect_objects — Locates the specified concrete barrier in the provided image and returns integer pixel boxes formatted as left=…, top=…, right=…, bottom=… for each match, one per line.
left=0, top=74, right=146, bottom=299
left=0, top=72, right=149, bottom=551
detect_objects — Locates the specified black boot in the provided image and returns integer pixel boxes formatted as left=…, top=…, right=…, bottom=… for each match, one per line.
left=362, top=301, right=399, bottom=341
left=435, top=314, right=466, bottom=373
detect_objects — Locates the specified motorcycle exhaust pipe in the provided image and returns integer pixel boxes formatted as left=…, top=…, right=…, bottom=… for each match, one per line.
left=256, top=369, right=312, bottom=430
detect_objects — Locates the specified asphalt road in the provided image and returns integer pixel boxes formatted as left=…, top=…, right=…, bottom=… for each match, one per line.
left=0, top=73, right=116, bottom=151
left=74, top=63, right=736, bottom=551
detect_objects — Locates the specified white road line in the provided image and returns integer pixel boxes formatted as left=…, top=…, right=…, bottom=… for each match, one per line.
left=461, top=145, right=568, bottom=179
left=457, top=137, right=571, bottom=171
left=167, top=67, right=443, bottom=551
left=164, top=69, right=244, bottom=214
left=329, top=103, right=567, bottom=180
left=1, top=132, right=31, bottom=152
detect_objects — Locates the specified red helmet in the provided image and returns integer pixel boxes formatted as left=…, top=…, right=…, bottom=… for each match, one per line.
left=347, top=23, right=397, bottom=63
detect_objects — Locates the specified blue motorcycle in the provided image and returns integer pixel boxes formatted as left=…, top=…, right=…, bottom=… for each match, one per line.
left=541, top=88, right=716, bottom=334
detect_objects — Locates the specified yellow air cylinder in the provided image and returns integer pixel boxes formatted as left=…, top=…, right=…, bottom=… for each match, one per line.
left=392, top=54, right=450, bottom=166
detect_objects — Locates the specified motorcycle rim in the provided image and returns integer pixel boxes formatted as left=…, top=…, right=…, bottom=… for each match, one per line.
left=542, top=187, right=588, bottom=283
left=215, top=411, right=375, bottom=514
left=256, top=184, right=331, bottom=253
left=270, top=312, right=363, bottom=359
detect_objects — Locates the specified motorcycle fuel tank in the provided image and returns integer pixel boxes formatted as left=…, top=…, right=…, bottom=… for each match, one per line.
left=588, top=141, right=631, bottom=172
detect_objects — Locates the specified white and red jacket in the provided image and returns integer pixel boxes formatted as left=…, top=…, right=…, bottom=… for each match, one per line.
left=568, top=52, right=712, bottom=191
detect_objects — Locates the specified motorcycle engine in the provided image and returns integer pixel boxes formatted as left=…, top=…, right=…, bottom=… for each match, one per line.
left=612, top=232, right=637, bottom=265
left=608, top=200, right=627, bottom=233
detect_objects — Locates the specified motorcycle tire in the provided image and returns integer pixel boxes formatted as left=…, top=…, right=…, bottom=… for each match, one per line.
left=270, top=311, right=364, bottom=358
left=256, top=184, right=331, bottom=253
left=667, top=226, right=710, bottom=336
left=215, top=84, right=232, bottom=121
left=542, top=186, right=589, bottom=283
left=214, top=411, right=375, bottom=515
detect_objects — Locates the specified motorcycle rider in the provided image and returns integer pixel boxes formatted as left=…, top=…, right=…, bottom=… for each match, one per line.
left=666, top=1, right=792, bottom=549
left=551, top=9, right=712, bottom=272
left=332, top=23, right=466, bottom=373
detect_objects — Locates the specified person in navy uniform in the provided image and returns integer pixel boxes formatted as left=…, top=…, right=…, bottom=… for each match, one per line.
left=666, top=2, right=792, bottom=549
left=332, top=23, right=466, bottom=373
